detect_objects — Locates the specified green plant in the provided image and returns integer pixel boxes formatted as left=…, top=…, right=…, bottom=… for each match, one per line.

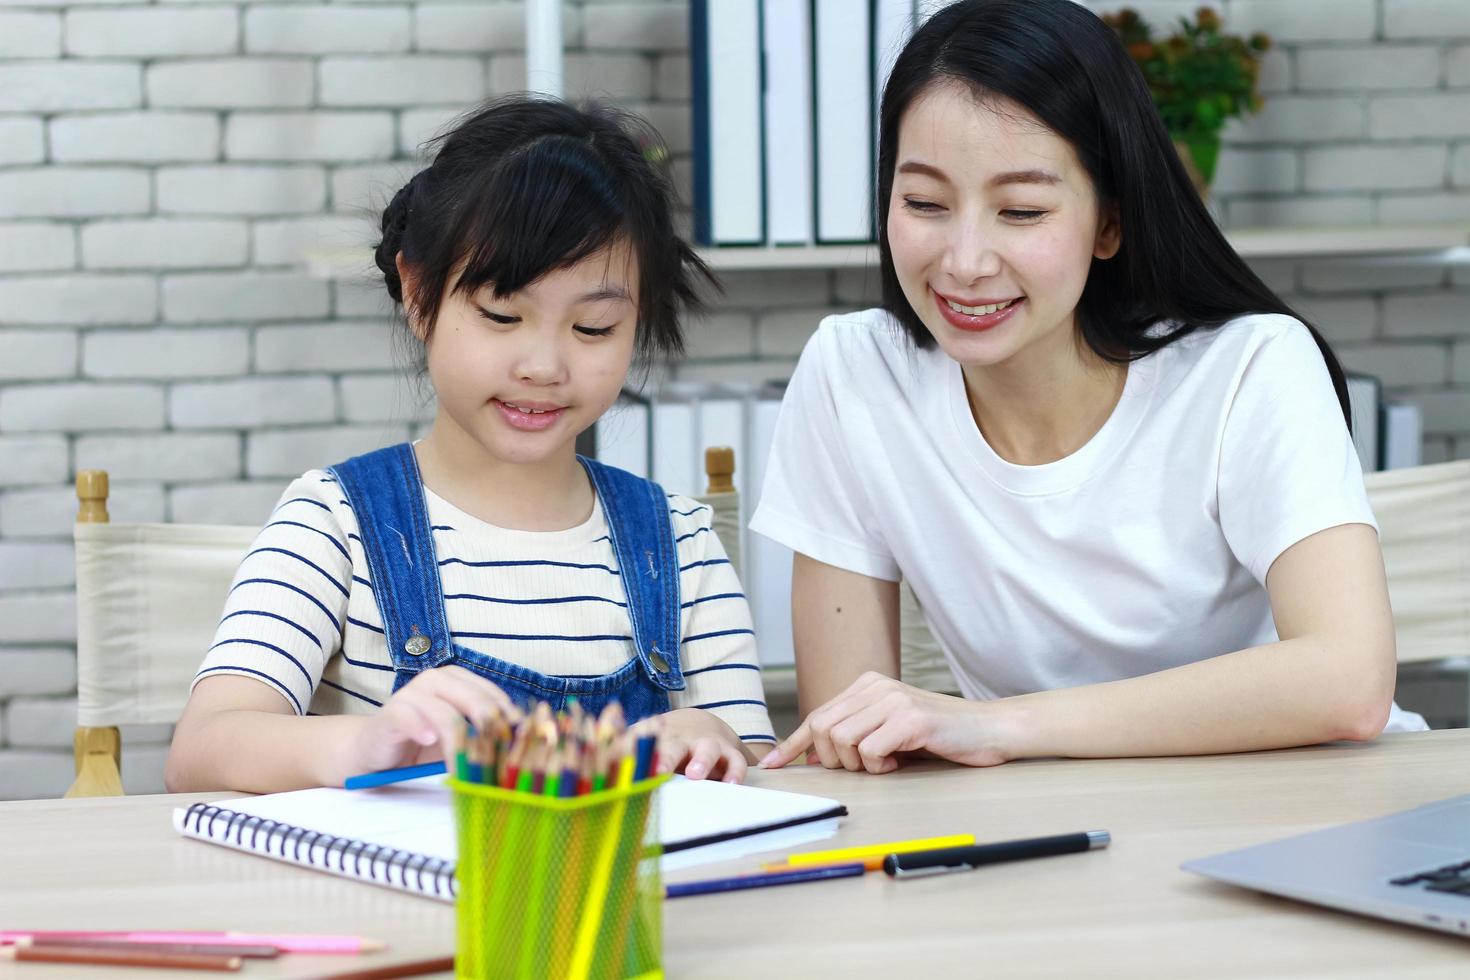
left=1103, top=6, right=1270, bottom=185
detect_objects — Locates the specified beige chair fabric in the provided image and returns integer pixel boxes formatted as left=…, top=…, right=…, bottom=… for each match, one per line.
left=1363, top=459, right=1470, bottom=665
left=74, top=521, right=255, bottom=729
left=899, top=460, right=1470, bottom=694
left=696, top=488, right=741, bottom=581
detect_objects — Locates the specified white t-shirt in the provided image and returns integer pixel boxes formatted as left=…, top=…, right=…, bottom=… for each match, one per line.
left=750, top=308, right=1425, bottom=733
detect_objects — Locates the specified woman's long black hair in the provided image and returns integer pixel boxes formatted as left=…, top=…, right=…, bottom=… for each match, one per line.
left=877, top=0, right=1351, bottom=425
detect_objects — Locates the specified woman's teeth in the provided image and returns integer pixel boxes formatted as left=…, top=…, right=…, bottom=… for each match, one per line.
left=946, top=297, right=1017, bottom=316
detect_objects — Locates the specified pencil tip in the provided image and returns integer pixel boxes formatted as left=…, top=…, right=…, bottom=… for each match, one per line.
left=361, top=939, right=388, bottom=952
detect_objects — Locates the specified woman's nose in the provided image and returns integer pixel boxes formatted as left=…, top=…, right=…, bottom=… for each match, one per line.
left=941, top=225, right=1003, bottom=284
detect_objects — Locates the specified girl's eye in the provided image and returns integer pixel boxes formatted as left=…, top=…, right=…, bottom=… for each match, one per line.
left=1002, top=209, right=1047, bottom=220
left=902, top=198, right=943, bottom=213
left=574, top=325, right=615, bottom=338
left=477, top=307, right=518, bottom=325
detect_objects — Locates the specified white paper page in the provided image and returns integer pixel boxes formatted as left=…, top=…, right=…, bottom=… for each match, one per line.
left=179, top=775, right=842, bottom=873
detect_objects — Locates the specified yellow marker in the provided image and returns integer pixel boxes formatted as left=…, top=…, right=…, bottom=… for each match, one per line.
left=785, top=833, right=976, bottom=866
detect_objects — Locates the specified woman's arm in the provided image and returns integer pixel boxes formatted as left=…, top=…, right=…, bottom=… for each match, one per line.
left=765, top=523, right=1396, bottom=771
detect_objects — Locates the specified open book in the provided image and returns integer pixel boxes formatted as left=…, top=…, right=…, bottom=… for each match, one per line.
left=172, top=776, right=846, bottom=903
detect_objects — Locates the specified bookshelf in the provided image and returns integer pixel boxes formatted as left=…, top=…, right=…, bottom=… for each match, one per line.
left=694, top=224, right=1470, bottom=271
left=302, top=224, right=1470, bottom=280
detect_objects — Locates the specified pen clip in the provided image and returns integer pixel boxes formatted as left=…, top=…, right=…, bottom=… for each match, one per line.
left=891, top=863, right=968, bottom=879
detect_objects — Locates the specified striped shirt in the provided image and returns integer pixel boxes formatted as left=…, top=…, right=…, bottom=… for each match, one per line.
left=193, top=469, right=776, bottom=745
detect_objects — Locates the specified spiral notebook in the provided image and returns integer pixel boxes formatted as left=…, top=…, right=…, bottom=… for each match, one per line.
left=172, top=776, right=846, bottom=903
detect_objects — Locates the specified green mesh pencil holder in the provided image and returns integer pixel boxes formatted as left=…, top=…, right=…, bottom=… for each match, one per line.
left=451, top=774, right=668, bottom=980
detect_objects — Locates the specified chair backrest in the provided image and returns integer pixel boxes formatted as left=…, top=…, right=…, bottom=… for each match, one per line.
left=694, top=445, right=741, bottom=580
left=1363, top=459, right=1470, bottom=664
left=898, top=460, right=1470, bottom=693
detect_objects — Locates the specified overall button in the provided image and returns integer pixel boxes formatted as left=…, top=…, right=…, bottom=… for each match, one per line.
left=404, top=633, right=431, bottom=656
left=648, top=647, right=670, bottom=673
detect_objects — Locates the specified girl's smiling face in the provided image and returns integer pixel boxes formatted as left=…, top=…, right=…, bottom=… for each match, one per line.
left=887, top=80, right=1120, bottom=371
left=414, top=241, right=638, bottom=468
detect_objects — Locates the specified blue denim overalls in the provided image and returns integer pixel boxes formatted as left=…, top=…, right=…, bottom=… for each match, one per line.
left=327, top=443, right=686, bottom=722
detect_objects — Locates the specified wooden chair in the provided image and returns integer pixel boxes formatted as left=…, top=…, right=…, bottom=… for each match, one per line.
left=898, top=459, right=1470, bottom=705
left=65, top=450, right=746, bottom=798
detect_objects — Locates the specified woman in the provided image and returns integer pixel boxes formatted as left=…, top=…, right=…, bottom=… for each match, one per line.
left=754, top=0, right=1424, bottom=775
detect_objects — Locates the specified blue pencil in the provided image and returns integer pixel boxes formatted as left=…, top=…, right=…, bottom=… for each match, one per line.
left=343, top=760, right=446, bottom=790
left=664, top=862, right=866, bottom=899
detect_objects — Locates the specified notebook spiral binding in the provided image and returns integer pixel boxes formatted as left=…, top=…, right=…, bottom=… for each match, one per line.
left=183, top=802, right=458, bottom=898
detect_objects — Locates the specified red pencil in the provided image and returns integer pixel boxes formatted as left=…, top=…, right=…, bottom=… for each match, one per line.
left=2, top=943, right=242, bottom=971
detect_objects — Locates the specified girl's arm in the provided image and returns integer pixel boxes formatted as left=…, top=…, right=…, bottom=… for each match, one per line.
left=167, top=665, right=519, bottom=793
left=764, top=523, right=1395, bottom=771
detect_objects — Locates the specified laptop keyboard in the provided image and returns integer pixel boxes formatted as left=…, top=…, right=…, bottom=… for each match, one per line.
left=1390, top=860, right=1470, bottom=895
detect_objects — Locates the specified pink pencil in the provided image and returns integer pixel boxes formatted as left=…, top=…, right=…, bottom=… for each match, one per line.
left=0, top=932, right=385, bottom=955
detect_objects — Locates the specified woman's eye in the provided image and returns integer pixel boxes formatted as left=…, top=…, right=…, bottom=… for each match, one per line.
left=902, top=198, right=943, bottom=213
left=1002, top=209, right=1047, bottom=220
left=574, top=325, right=615, bottom=338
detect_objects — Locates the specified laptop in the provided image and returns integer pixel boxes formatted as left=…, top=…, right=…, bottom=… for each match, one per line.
left=1183, top=794, right=1470, bottom=938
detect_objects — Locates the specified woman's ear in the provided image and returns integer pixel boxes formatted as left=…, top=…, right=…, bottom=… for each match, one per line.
left=395, top=252, right=428, bottom=341
left=1094, top=204, right=1121, bottom=260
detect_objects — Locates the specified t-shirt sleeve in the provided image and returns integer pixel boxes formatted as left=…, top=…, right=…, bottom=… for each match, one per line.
left=1217, top=318, right=1377, bottom=586
left=668, top=496, right=776, bottom=744
left=748, top=319, right=901, bottom=581
left=191, top=472, right=352, bottom=714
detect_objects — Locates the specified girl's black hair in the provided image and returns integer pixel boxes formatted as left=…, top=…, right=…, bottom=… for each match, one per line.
left=877, top=0, right=1352, bottom=425
left=374, top=95, right=715, bottom=363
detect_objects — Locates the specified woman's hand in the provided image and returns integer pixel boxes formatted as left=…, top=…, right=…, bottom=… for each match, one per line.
left=644, top=708, right=755, bottom=783
left=339, top=665, right=517, bottom=779
left=760, top=672, right=1014, bottom=774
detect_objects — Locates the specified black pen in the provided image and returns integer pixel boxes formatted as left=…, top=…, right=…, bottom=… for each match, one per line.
left=883, top=830, right=1111, bottom=878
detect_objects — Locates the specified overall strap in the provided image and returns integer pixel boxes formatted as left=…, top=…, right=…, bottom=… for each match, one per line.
left=578, top=456, right=686, bottom=692
left=328, top=444, right=454, bottom=686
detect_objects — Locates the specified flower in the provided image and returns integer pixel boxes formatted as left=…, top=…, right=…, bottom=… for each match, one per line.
left=1103, top=6, right=1271, bottom=141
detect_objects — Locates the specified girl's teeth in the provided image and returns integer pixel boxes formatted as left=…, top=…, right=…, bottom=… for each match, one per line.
left=508, top=403, right=548, bottom=414
left=946, top=298, right=1015, bottom=316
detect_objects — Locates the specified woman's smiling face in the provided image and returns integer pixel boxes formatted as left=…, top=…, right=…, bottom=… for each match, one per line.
left=887, top=80, right=1120, bottom=370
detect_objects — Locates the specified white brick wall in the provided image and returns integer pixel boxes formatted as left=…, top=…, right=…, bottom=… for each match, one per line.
left=0, top=223, right=76, bottom=273
left=157, top=165, right=326, bottom=215
left=0, top=331, right=77, bottom=380
left=0, top=169, right=150, bottom=219
left=84, top=328, right=250, bottom=378
left=148, top=59, right=316, bottom=110
left=82, top=219, right=249, bottom=271
left=50, top=112, right=221, bottom=164
left=0, top=11, right=61, bottom=58
left=65, top=8, right=238, bottom=58
left=0, top=63, right=140, bottom=113
left=1, top=0, right=1468, bottom=800
left=226, top=112, right=397, bottom=162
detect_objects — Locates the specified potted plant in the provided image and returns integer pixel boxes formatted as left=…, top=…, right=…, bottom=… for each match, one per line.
left=1103, top=6, right=1271, bottom=196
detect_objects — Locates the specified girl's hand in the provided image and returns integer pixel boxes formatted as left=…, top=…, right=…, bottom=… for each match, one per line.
left=760, top=672, right=1013, bottom=774
left=644, top=708, right=754, bottom=783
left=340, top=665, right=517, bottom=779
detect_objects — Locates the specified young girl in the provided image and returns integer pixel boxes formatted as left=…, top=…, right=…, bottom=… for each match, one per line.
left=756, top=0, right=1425, bottom=775
left=166, top=97, right=775, bottom=794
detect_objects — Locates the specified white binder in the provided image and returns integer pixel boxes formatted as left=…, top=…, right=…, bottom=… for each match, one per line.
left=812, top=0, right=874, bottom=243
left=761, top=0, right=814, bottom=245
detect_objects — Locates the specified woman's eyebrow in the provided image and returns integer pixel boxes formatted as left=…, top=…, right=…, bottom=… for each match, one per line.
left=896, top=161, right=1062, bottom=188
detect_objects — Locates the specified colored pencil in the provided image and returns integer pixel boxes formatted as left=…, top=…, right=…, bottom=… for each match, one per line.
left=344, top=760, right=446, bottom=790
left=21, top=937, right=279, bottom=958
left=784, top=833, right=977, bottom=866
left=1, top=943, right=242, bottom=971
left=315, top=954, right=456, bottom=980
left=0, top=932, right=385, bottom=954
left=665, top=862, right=867, bottom=899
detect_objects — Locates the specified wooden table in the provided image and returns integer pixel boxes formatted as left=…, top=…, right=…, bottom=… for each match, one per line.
left=5, top=731, right=1470, bottom=978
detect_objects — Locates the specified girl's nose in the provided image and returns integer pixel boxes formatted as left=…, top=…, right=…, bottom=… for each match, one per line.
left=513, top=340, right=567, bottom=386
